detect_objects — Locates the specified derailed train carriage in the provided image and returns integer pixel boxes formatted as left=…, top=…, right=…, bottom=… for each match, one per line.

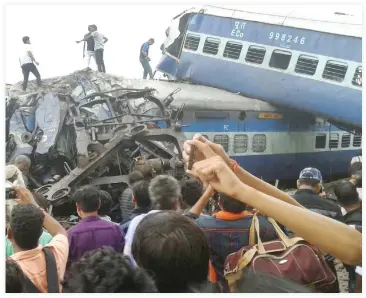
left=6, top=69, right=187, bottom=221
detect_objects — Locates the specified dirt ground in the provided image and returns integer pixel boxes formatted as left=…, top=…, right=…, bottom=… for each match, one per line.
left=335, top=259, right=349, bottom=293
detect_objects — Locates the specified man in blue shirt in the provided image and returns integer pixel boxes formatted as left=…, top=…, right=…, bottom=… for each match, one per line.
left=140, top=38, right=155, bottom=79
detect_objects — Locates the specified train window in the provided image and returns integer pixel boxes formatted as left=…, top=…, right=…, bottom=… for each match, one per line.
left=252, top=134, right=266, bottom=153
left=245, top=46, right=266, bottom=64
left=269, top=50, right=292, bottom=70
left=329, top=133, right=339, bottom=149
left=315, top=134, right=326, bottom=149
left=214, top=135, right=229, bottom=152
left=341, top=134, right=351, bottom=148
left=353, top=135, right=361, bottom=147
left=234, top=134, right=248, bottom=153
left=202, top=37, right=220, bottom=55
left=322, top=61, right=348, bottom=82
left=295, top=55, right=319, bottom=76
left=223, top=41, right=242, bottom=60
left=352, top=66, right=362, bottom=87
left=184, top=34, right=200, bottom=51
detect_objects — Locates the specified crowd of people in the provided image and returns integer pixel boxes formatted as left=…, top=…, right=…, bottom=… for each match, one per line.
left=5, top=134, right=362, bottom=293
left=19, top=24, right=156, bottom=91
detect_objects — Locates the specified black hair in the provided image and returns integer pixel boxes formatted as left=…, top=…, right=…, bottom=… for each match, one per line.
left=98, top=190, right=113, bottom=216
left=349, top=162, right=362, bottom=187
left=132, top=211, right=209, bottom=293
left=233, top=270, right=314, bottom=293
left=10, top=204, right=44, bottom=250
left=298, top=178, right=320, bottom=188
left=128, top=170, right=144, bottom=185
left=180, top=178, right=203, bottom=208
left=62, top=247, right=157, bottom=293
left=220, top=193, right=247, bottom=213
left=334, top=181, right=360, bottom=206
left=72, top=186, right=100, bottom=213
left=6, top=259, right=25, bottom=293
left=149, top=38, right=155, bottom=43
left=131, top=180, right=151, bottom=209
left=22, top=36, right=29, bottom=43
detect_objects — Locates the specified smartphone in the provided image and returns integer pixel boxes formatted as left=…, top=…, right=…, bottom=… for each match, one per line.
left=187, top=145, right=196, bottom=170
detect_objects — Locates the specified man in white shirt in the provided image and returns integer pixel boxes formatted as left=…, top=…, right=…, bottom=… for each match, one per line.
left=19, top=36, right=41, bottom=91
left=123, top=175, right=181, bottom=259
left=77, top=25, right=108, bottom=73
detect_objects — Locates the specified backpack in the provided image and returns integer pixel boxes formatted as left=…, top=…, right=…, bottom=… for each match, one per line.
left=23, top=247, right=59, bottom=293
left=224, top=213, right=337, bottom=293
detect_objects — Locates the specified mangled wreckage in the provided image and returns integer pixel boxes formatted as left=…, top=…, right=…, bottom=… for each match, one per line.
left=6, top=69, right=187, bottom=222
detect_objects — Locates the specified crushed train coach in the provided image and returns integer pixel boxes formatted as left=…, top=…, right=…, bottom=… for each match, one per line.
left=6, top=69, right=187, bottom=221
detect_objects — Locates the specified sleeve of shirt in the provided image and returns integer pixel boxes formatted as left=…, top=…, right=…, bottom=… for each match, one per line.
left=123, top=216, right=140, bottom=257
left=141, top=43, right=148, bottom=53
left=45, top=234, right=69, bottom=273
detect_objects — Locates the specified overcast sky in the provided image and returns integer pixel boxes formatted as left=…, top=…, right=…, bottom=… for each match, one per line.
left=4, top=3, right=361, bottom=84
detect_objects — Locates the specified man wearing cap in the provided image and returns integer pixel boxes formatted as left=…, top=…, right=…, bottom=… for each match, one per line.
left=292, top=167, right=343, bottom=221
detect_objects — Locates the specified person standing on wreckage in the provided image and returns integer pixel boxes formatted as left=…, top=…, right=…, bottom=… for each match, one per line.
left=81, top=25, right=96, bottom=69
left=76, top=24, right=108, bottom=73
left=19, top=36, right=41, bottom=91
left=139, top=38, right=155, bottom=79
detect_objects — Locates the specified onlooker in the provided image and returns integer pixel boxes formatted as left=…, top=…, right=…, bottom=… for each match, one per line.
left=6, top=190, right=53, bottom=257
left=132, top=211, right=209, bottom=292
left=189, top=192, right=277, bottom=291
left=19, top=36, right=41, bottom=91
left=83, top=25, right=96, bottom=68
left=334, top=182, right=362, bottom=294
left=14, top=155, right=31, bottom=187
left=98, top=190, right=114, bottom=222
left=77, top=25, right=108, bottom=73
left=123, top=175, right=181, bottom=258
left=120, top=171, right=144, bottom=224
left=8, top=188, right=68, bottom=293
left=139, top=38, right=155, bottom=79
left=349, top=159, right=362, bottom=199
left=334, top=181, right=362, bottom=226
left=180, top=177, right=203, bottom=212
left=62, top=247, right=157, bottom=293
left=120, top=180, right=151, bottom=234
left=6, top=259, right=25, bottom=293
left=292, top=168, right=343, bottom=221
left=67, top=186, right=124, bottom=264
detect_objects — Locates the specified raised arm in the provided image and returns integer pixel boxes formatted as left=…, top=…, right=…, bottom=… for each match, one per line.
left=76, top=33, right=92, bottom=43
left=187, top=155, right=362, bottom=266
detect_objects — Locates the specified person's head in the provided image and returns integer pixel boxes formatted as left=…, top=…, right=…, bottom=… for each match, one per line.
left=62, top=247, right=157, bottom=293
left=128, top=170, right=144, bottom=185
left=132, top=211, right=209, bottom=292
left=5, top=165, right=18, bottom=183
left=180, top=177, right=203, bottom=209
left=219, top=193, right=247, bottom=213
left=22, top=36, right=30, bottom=44
left=334, top=181, right=360, bottom=209
left=148, top=38, right=155, bottom=45
left=349, top=161, right=362, bottom=187
left=72, top=186, right=101, bottom=218
left=6, top=259, right=25, bottom=293
left=132, top=180, right=151, bottom=209
left=87, top=25, right=94, bottom=32
left=98, top=190, right=113, bottom=217
left=148, top=175, right=181, bottom=210
left=90, top=24, right=97, bottom=32
left=14, top=155, right=31, bottom=172
left=8, top=204, right=44, bottom=251
left=297, top=167, right=323, bottom=194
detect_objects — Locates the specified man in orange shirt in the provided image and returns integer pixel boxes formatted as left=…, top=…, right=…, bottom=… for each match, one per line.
left=8, top=188, right=68, bottom=293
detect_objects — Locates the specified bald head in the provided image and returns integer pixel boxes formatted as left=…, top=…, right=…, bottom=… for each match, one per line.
left=14, top=155, right=31, bottom=172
